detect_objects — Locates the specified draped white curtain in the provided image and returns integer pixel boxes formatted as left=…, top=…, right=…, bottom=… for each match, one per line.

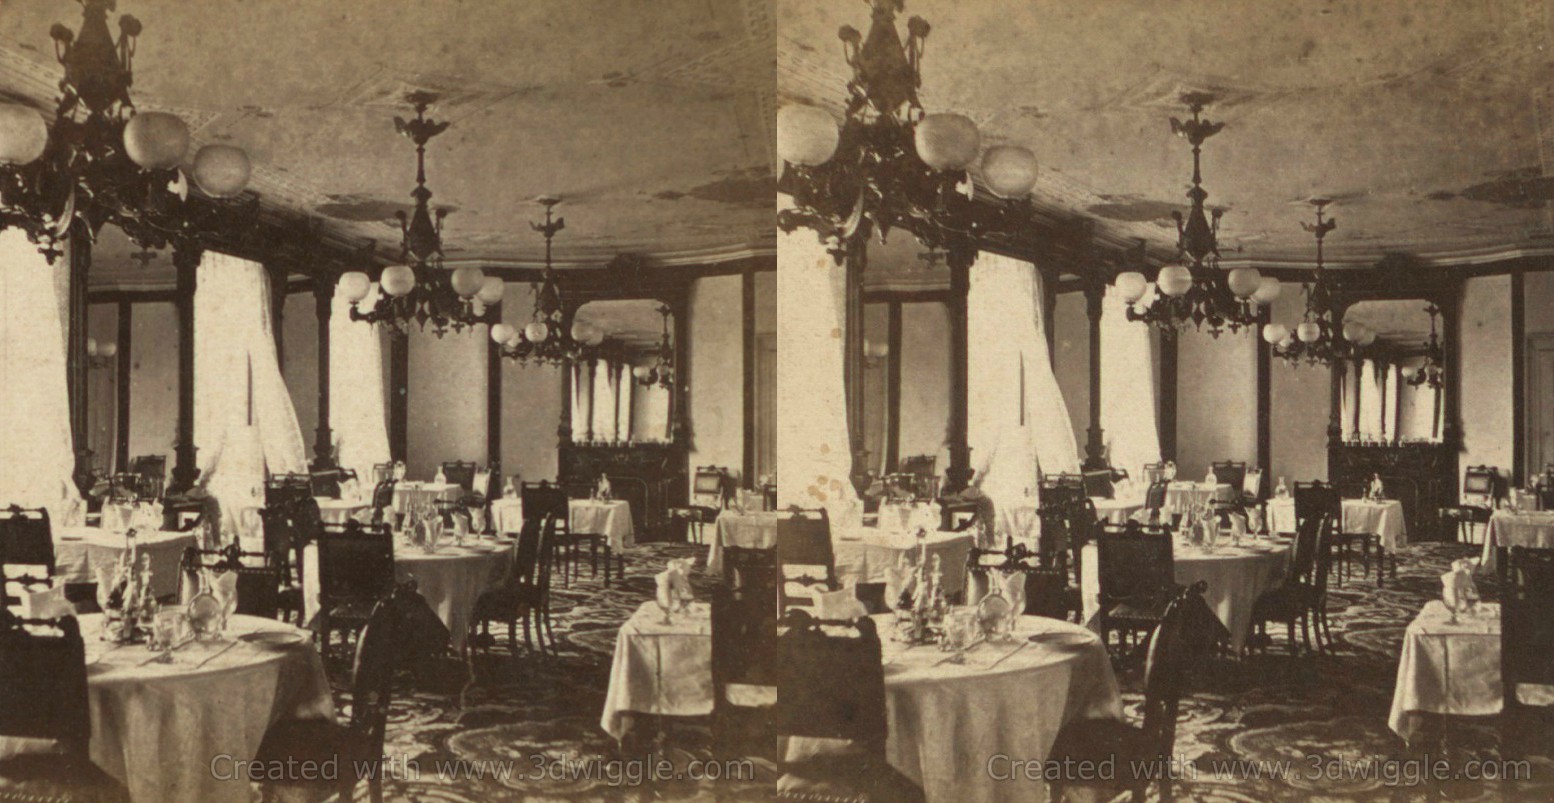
left=1101, top=283, right=1162, bottom=480
left=331, top=283, right=391, bottom=483
left=0, top=230, right=81, bottom=520
left=570, top=362, right=593, bottom=440
left=592, top=359, right=618, bottom=442
left=776, top=198, right=859, bottom=522
left=615, top=364, right=633, bottom=442
left=968, top=252, right=1079, bottom=506
left=1341, top=367, right=1358, bottom=440
left=194, top=252, right=308, bottom=522
left=1381, top=364, right=1399, bottom=440
left=1357, top=359, right=1385, bottom=440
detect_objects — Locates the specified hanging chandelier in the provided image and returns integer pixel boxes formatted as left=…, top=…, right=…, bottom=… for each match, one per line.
left=1111, top=94, right=1278, bottom=336
left=632, top=305, right=675, bottom=390
left=491, top=197, right=605, bottom=365
left=775, top=0, right=1039, bottom=260
left=1402, top=304, right=1445, bottom=390
left=1263, top=199, right=1376, bottom=366
left=0, top=0, right=254, bottom=262
left=340, top=94, right=503, bottom=335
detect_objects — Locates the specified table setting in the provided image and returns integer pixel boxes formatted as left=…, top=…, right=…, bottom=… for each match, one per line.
left=1479, top=508, right=1554, bottom=571
left=0, top=605, right=332, bottom=803
left=1265, top=493, right=1407, bottom=548
left=1080, top=510, right=1291, bottom=651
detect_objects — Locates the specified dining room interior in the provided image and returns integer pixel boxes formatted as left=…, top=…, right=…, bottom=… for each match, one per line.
left=2, top=0, right=1554, bottom=802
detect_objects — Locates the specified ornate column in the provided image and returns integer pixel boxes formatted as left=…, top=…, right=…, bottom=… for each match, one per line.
left=670, top=294, right=691, bottom=447
left=1256, top=307, right=1272, bottom=480
left=885, top=300, right=903, bottom=473
left=66, top=225, right=92, bottom=492
left=843, top=236, right=868, bottom=495
left=942, top=242, right=975, bottom=494
left=1158, top=332, right=1178, bottom=462
left=388, top=331, right=409, bottom=462
left=486, top=302, right=502, bottom=472
left=114, top=301, right=132, bottom=473
left=741, top=265, right=756, bottom=486
left=1082, top=279, right=1107, bottom=470
left=311, top=272, right=337, bottom=470
left=168, top=243, right=202, bottom=494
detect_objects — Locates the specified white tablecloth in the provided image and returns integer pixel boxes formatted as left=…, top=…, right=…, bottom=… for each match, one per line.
left=392, top=482, right=463, bottom=515
left=53, top=526, right=196, bottom=599
left=569, top=499, right=635, bottom=551
left=832, top=526, right=976, bottom=596
left=0, top=614, right=334, bottom=803
left=490, top=498, right=524, bottom=534
left=314, top=497, right=369, bottom=524
left=1389, top=601, right=1500, bottom=743
left=601, top=600, right=714, bottom=739
left=1081, top=539, right=1291, bottom=651
left=486, top=498, right=635, bottom=551
left=302, top=539, right=511, bottom=652
left=873, top=614, right=1123, bottom=803
left=1480, top=511, right=1554, bottom=571
left=1163, top=482, right=1234, bottom=514
left=1092, top=497, right=1143, bottom=524
left=1266, top=497, right=1407, bottom=549
left=706, top=510, right=780, bottom=575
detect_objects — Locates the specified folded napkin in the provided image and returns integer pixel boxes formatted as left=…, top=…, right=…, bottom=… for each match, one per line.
left=814, top=588, right=868, bottom=621
left=23, top=584, right=72, bottom=619
left=212, top=570, right=240, bottom=620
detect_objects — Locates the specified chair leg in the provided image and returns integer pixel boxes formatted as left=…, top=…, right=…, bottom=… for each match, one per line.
left=602, top=546, right=613, bottom=588
left=590, top=538, right=600, bottom=578
left=1287, top=620, right=1299, bottom=656
left=1300, top=615, right=1313, bottom=655
left=1376, top=544, right=1386, bottom=588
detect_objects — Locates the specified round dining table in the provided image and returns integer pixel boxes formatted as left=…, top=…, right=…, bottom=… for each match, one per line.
left=53, top=526, right=196, bottom=600
left=1081, top=538, right=1291, bottom=652
left=301, top=536, right=512, bottom=652
left=0, top=614, right=334, bottom=803
left=600, top=602, right=1123, bottom=803
left=871, top=613, right=1123, bottom=803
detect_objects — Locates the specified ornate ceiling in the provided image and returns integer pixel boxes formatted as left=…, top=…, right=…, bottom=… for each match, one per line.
left=780, top=0, right=1554, bottom=269
left=0, top=0, right=775, bottom=288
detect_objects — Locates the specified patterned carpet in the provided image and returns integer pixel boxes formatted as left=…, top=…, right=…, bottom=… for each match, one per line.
left=321, top=540, right=1554, bottom=802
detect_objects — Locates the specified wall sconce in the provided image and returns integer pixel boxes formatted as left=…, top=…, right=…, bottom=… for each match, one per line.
left=86, top=337, right=118, bottom=370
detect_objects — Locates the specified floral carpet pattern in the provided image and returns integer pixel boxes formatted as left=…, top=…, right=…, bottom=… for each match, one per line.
left=323, top=540, right=1554, bottom=802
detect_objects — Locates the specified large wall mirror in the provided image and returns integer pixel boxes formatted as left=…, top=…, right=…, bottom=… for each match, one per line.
left=1339, top=301, right=1445, bottom=444
left=567, top=299, right=675, bottom=445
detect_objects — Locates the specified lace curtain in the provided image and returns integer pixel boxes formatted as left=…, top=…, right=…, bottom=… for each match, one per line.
left=194, top=252, right=308, bottom=537
left=570, top=362, right=593, bottom=440
left=776, top=197, right=859, bottom=522
left=331, top=283, right=391, bottom=483
left=1357, top=359, right=1385, bottom=440
left=967, top=252, right=1079, bottom=507
left=592, top=358, right=619, bottom=442
left=1101, top=282, right=1162, bottom=480
left=0, top=230, right=81, bottom=521
left=615, top=364, right=633, bottom=442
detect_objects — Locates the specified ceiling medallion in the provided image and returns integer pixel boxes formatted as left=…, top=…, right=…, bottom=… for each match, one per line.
left=1112, top=94, right=1279, bottom=336
left=491, top=197, right=606, bottom=365
left=1264, top=199, right=1376, bottom=366
left=775, top=0, right=1038, bottom=261
left=632, top=305, right=676, bottom=391
left=1402, top=304, right=1445, bottom=390
left=341, top=93, right=503, bottom=336
left=0, top=0, right=254, bottom=262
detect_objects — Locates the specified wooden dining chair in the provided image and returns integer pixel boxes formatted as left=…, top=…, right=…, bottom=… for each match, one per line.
left=0, top=506, right=56, bottom=610
left=1048, top=583, right=1222, bottom=803
left=775, top=508, right=837, bottom=611
left=773, top=610, right=924, bottom=802
left=1500, top=546, right=1554, bottom=756
left=313, top=520, right=396, bottom=653
left=1095, top=521, right=1178, bottom=656
left=1210, top=460, right=1247, bottom=492
left=1250, top=513, right=1333, bottom=656
left=470, top=516, right=556, bottom=655
left=1440, top=465, right=1501, bottom=544
left=711, top=582, right=778, bottom=761
left=964, top=542, right=1076, bottom=622
left=0, top=613, right=130, bottom=802
left=440, top=461, right=478, bottom=492
left=255, top=586, right=410, bottom=803
left=670, top=466, right=732, bottom=544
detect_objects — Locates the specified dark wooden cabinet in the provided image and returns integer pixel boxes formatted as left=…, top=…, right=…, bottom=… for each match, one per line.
left=1328, top=442, right=1456, bottom=541
left=559, top=442, right=686, bottom=539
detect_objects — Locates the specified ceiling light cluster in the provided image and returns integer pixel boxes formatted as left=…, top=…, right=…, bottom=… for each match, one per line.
left=339, top=94, right=503, bottom=336
left=632, top=305, right=676, bottom=390
left=0, top=0, right=253, bottom=261
left=1262, top=199, right=1376, bottom=366
left=1111, top=94, right=1279, bottom=336
left=1402, top=304, right=1445, bottom=390
left=490, top=197, right=604, bottom=365
left=775, top=0, right=1039, bottom=260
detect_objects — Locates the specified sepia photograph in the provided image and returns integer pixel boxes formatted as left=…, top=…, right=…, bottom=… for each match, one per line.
left=0, top=0, right=1550, bottom=800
